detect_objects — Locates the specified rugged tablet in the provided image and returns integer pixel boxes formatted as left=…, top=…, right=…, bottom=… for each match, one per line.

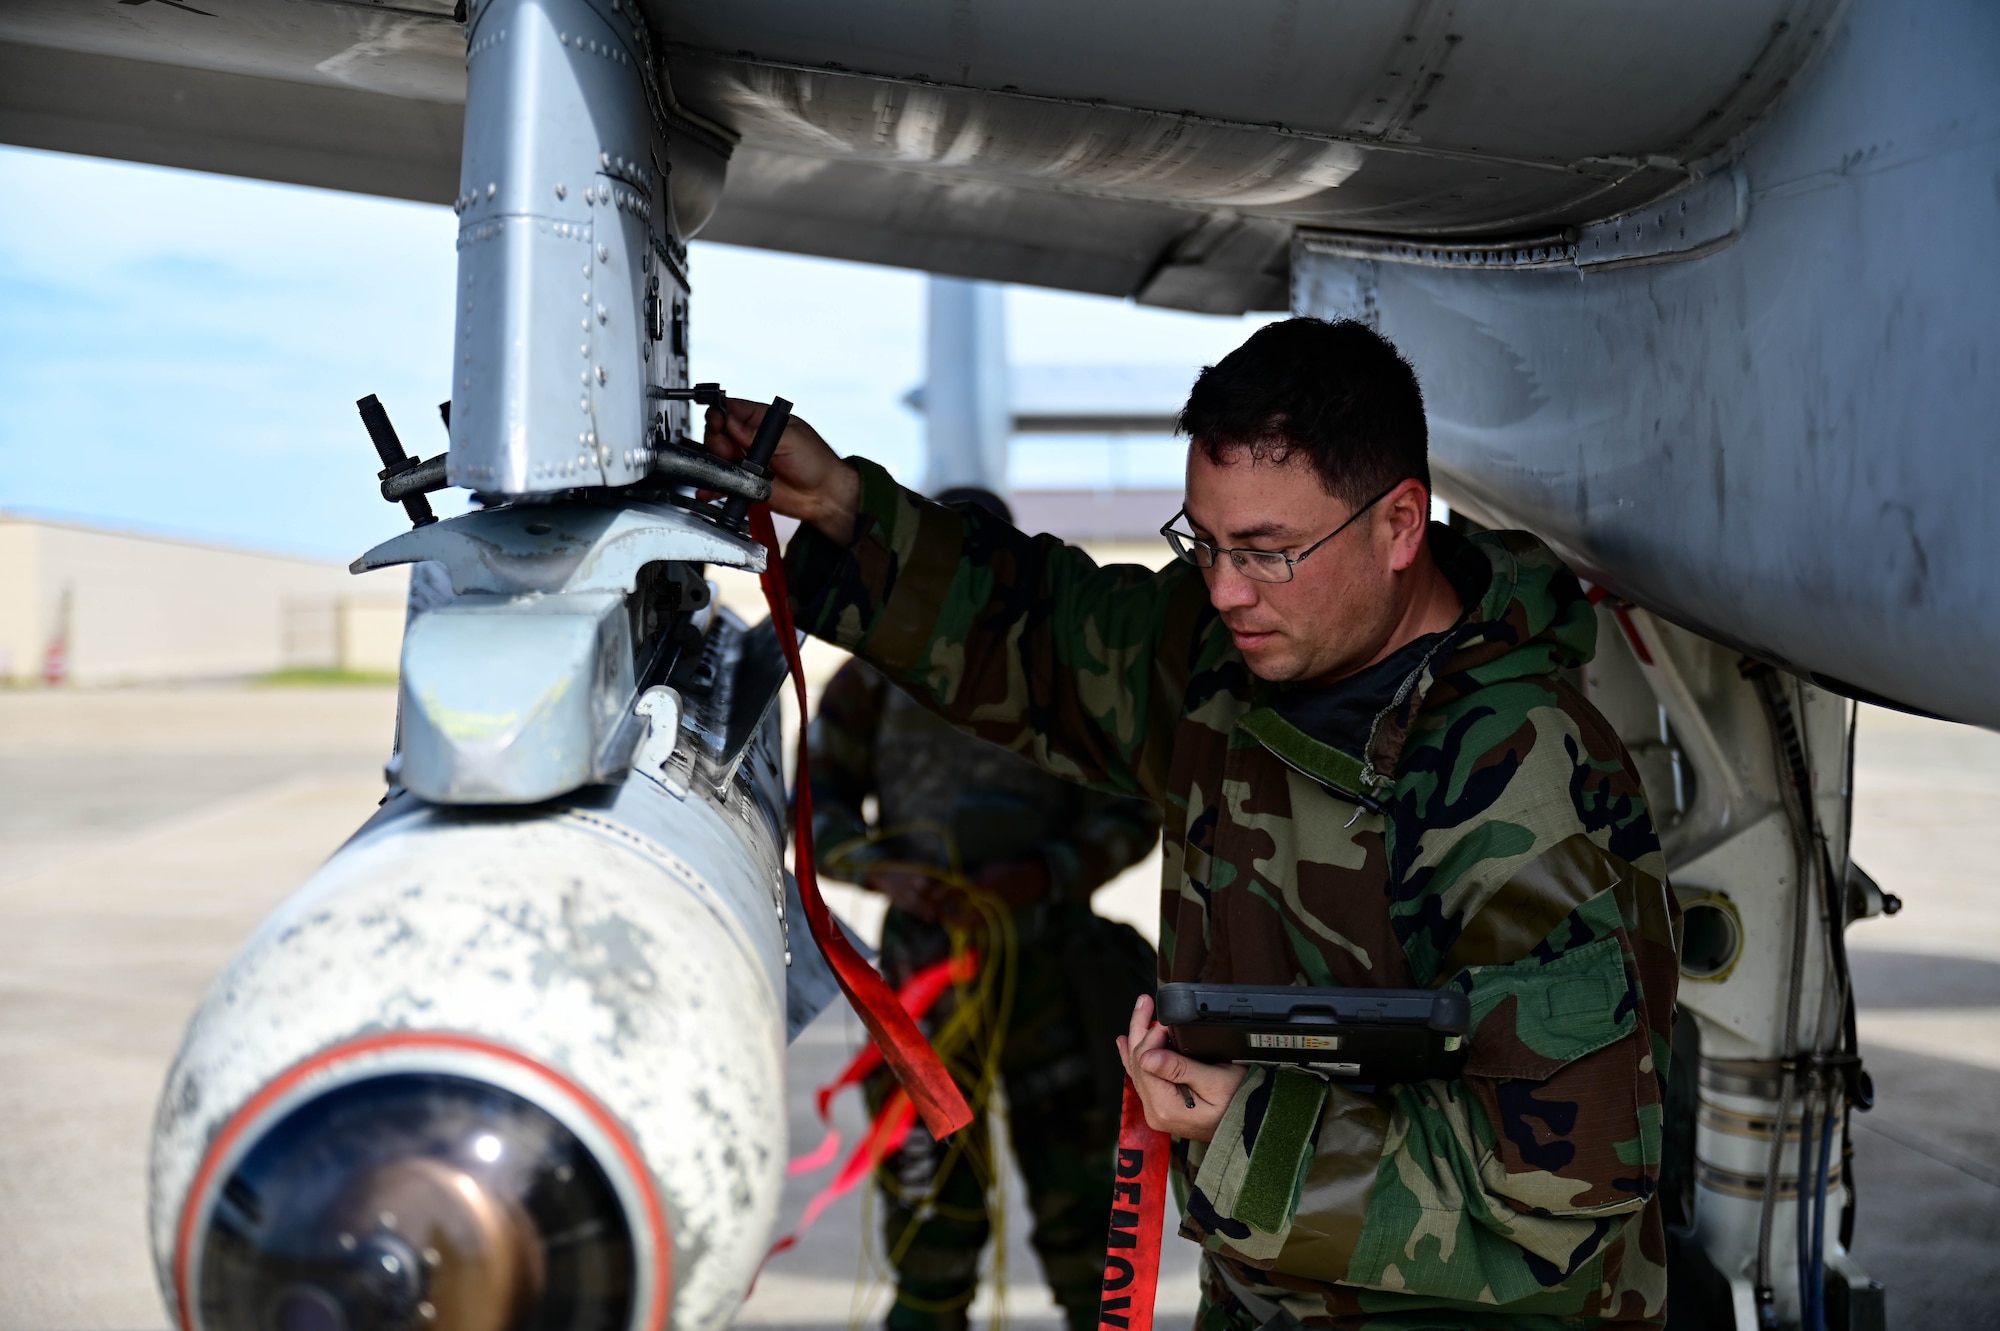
left=1157, top=982, right=1472, bottom=1085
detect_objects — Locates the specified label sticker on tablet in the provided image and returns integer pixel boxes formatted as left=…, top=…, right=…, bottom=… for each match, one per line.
left=1248, top=1032, right=1341, bottom=1050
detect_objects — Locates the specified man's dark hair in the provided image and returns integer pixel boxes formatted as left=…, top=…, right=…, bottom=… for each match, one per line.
left=1178, top=318, right=1429, bottom=508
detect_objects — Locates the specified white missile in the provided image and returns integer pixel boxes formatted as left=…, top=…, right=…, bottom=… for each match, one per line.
left=147, top=533, right=830, bottom=1331
left=149, top=784, right=772, bottom=1331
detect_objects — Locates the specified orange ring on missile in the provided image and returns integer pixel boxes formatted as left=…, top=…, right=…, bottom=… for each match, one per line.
left=172, top=1030, right=672, bottom=1331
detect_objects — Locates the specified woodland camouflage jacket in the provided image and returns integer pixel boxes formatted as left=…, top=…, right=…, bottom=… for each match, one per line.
left=786, top=458, right=1682, bottom=1329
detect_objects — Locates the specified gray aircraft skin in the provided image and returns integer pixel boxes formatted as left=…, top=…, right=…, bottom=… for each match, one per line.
left=1297, top=0, right=2000, bottom=728
left=2, top=3, right=1992, bottom=1331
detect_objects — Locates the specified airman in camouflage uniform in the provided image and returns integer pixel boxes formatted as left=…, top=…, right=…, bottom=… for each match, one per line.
left=809, top=499, right=1163, bottom=1331
left=711, top=318, right=1680, bottom=1328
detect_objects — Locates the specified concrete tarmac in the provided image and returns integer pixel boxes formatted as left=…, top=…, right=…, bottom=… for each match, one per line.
left=0, top=688, right=1993, bottom=1330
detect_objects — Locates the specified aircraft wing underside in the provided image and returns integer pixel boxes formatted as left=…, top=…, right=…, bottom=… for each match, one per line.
left=0, top=0, right=1836, bottom=314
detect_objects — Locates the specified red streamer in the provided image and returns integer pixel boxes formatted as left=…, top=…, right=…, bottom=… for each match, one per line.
left=768, top=1087, right=918, bottom=1261
left=1097, top=1080, right=1169, bottom=1331
left=790, top=950, right=979, bottom=1177
left=749, top=503, right=973, bottom=1142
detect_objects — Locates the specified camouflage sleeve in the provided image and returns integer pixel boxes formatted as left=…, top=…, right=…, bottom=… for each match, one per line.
left=1042, top=788, right=1164, bottom=902
left=1183, top=696, right=1680, bottom=1317
left=784, top=456, right=1203, bottom=801
left=805, top=657, right=888, bottom=883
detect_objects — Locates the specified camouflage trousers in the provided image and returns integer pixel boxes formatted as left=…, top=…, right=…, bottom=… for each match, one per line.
left=1192, top=1251, right=1632, bottom=1331
left=867, top=903, right=1156, bottom=1331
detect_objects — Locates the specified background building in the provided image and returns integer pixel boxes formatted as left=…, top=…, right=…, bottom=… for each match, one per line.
left=0, top=512, right=408, bottom=686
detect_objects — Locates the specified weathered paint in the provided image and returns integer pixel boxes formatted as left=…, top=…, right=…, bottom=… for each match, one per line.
left=151, top=760, right=791, bottom=1331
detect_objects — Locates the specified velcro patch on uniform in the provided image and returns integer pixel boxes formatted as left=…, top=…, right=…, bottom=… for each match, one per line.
left=1235, top=1067, right=1329, bottom=1234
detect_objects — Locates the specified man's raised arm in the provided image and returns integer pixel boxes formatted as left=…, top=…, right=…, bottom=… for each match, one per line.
left=706, top=398, right=1198, bottom=800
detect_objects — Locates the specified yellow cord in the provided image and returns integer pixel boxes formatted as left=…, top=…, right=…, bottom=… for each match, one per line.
left=830, top=824, right=1024, bottom=1331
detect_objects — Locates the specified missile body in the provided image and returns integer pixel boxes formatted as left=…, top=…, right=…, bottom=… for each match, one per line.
left=149, top=578, right=809, bottom=1331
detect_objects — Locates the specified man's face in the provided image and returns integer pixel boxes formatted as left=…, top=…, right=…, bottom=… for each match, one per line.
left=1181, top=445, right=1429, bottom=684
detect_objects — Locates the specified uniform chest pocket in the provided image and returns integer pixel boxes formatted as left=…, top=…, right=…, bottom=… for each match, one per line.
left=1459, top=933, right=1638, bottom=1080
left=1452, top=929, right=1656, bottom=1220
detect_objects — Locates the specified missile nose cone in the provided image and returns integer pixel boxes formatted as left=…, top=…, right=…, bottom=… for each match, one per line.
left=192, top=1073, right=640, bottom=1331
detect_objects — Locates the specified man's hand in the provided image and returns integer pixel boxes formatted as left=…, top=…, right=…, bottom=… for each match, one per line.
left=863, top=865, right=943, bottom=922
left=1117, top=993, right=1247, bottom=1141
left=704, top=399, right=861, bottom=544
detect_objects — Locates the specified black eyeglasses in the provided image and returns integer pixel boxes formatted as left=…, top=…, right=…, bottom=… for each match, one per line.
left=1160, top=485, right=1398, bottom=584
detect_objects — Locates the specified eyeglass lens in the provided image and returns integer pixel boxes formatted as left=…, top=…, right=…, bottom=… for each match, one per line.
left=1168, top=532, right=1292, bottom=582
left=1232, top=550, right=1291, bottom=580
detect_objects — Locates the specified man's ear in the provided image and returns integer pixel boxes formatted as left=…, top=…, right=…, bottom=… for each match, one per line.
left=1384, top=478, right=1431, bottom=573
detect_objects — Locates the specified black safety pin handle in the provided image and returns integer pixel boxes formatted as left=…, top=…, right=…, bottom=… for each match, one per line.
left=719, top=396, right=792, bottom=528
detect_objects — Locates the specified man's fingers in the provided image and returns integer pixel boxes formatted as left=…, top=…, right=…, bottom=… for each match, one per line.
left=1124, top=999, right=1182, bottom=1089
left=700, top=406, right=734, bottom=459
left=1126, top=992, right=1157, bottom=1048
left=702, top=400, right=760, bottom=458
left=1139, top=1047, right=1245, bottom=1106
left=1127, top=1062, right=1226, bottom=1139
left=697, top=399, right=856, bottom=537
left=1115, top=994, right=1245, bottom=1141
left=1136, top=1044, right=1202, bottom=1088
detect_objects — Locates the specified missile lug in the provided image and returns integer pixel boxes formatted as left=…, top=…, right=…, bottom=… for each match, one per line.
left=631, top=684, right=684, bottom=780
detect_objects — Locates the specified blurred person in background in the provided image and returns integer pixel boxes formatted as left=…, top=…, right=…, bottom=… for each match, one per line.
left=807, top=488, right=1162, bottom=1331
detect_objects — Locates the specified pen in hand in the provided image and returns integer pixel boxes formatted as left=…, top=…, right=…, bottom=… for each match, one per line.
left=1178, top=1083, right=1197, bottom=1109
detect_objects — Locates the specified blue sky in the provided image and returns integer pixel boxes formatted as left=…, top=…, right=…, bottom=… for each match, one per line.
left=0, top=147, right=1273, bottom=561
